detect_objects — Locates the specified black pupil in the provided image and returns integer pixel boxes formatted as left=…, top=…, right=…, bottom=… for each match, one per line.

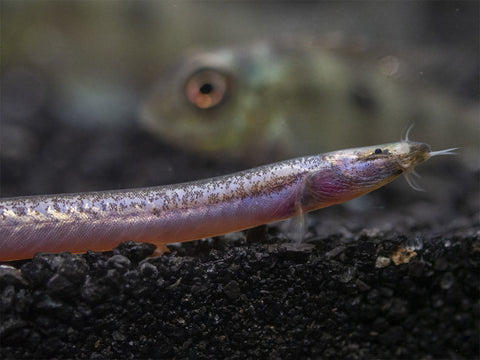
left=375, top=148, right=382, bottom=154
left=199, top=83, right=213, bottom=94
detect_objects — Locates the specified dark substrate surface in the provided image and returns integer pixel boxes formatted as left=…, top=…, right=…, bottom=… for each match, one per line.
left=0, top=221, right=479, bottom=359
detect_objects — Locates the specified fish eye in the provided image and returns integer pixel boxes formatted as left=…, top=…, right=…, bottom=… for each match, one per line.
left=185, top=69, right=228, bottom=109
left=374, top=148, right=383, bottom=154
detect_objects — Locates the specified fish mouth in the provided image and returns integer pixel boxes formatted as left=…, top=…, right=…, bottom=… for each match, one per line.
left=401, top=141, right=432, bottom=169
left=390, top=141, right=457, bottom=191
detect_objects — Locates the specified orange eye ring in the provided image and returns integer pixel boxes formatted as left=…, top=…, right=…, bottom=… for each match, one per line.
left=184, top=69, right=229, bottom=109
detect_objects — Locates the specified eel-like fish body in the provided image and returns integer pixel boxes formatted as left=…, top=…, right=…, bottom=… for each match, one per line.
left=0, top=140, right=454, bottom=261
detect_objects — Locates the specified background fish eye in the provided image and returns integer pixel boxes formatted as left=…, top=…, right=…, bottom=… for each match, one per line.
left=184, top=69, right=229, bottom=110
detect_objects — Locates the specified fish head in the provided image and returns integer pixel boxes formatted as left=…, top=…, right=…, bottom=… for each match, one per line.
left=303, top=140, right=436, bottom=209
left=140, top=45, right=289, bottom=160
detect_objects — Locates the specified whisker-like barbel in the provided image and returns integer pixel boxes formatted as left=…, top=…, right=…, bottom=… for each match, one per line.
left=0, top=140, right=452, bottom=261
left=429, top=148, right=458, bottom=157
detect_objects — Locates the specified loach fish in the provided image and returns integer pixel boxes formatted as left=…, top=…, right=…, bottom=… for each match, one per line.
left=141, top=38, right=477, bottom=166
left=0, top=136, right=455, bottom=261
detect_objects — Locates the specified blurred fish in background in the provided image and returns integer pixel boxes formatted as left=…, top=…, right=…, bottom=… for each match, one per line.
left=141, top=35, right=479, bottom=166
